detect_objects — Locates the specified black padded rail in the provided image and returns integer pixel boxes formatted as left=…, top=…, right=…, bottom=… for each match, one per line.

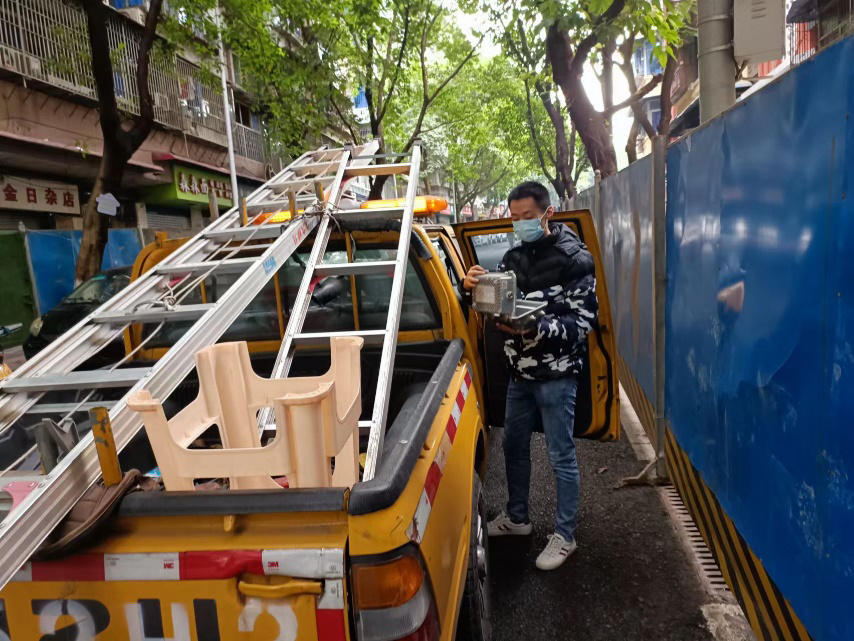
left=119, top=487, right=346, bottom=517
left=348, top=338, right=465, bottom=515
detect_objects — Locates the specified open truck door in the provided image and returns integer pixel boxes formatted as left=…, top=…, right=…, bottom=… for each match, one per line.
left=452, top=210, right=619, bottom=440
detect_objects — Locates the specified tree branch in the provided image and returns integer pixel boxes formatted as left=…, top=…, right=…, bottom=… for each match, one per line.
left=81, top=0, right=121, bottom=143
left=331, top=90, right=360, bottom=144
left=603, top=73, right=662, bottom=116
left=377, top=2, right=411, bottom=124
left=524, top=78, right=555, bottom=184
left=657, top=54, right=677, bottom=138
left=572, top=0, right=628, bottom=75
left=617, top=32, right=655, bottom=138
left=126, top=0, right=164, bottom=150
left=427, top=32, right=485, bottom=104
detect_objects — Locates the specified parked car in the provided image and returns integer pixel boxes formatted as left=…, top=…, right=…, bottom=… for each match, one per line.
left=23, top=266, right=132, bottom=362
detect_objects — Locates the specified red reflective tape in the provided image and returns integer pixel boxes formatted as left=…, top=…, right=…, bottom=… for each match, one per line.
left=30, top=554, right=105, bottom=582
left=464, top=370, right=472, bottom=391
left=456, top=390, right=465, bottom=414
left=424, top=462, right=442, bottom=504
left=315, top=609, right=346, bottom=641
left=180, top=550, right=263, bottom=580
left=446, top=415, right=458, bottom=443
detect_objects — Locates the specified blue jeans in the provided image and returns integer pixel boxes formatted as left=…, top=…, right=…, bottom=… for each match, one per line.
left=504, top=377, right=580, bottom=540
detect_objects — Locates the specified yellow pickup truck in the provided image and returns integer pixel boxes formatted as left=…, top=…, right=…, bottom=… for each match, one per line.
left=0, top=210, right=617, bottom=641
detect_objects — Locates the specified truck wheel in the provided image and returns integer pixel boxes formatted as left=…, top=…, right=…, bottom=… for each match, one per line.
left=457, top=474, right=492, bottom=641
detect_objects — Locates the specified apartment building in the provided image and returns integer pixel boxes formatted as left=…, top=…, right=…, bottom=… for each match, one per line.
left=0, top=0, right=273, bottom=232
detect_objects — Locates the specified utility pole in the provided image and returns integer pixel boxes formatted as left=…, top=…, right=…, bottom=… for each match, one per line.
left=217, top=9, right=240, bottom=203
left=697, top=0, right=736, bottom=123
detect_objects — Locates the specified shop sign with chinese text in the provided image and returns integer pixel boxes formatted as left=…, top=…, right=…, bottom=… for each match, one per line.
left=0, top=176, right=80, bottom=215
left=170, top=166, right=233, bottom=207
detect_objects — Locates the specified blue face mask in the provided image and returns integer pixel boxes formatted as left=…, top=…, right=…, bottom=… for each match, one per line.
left=513, top=215, right=546, bottom=242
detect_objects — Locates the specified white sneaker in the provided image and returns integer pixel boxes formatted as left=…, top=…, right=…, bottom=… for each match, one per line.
left=535, top=533, right=577, bottom=570
left=487, top=512, right=533, bottom=537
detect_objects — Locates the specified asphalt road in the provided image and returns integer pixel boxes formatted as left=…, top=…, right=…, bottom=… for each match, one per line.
left=483, top=428, right=715, bottom=641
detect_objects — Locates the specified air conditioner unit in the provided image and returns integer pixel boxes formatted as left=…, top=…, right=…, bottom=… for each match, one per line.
left=47, top=73, right=94, bottom=99
left=22, top=54, right=42, bottom=77
left=118, top=7, right=146, bottom=25
left=152, top=92, right=169, bottom=109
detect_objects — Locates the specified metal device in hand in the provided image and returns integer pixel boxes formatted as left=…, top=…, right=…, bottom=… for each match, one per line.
left=472, top=272, right=547, bottom=331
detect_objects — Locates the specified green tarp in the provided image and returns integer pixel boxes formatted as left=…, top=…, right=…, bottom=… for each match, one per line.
left=0, top=232, right=35, bottom=348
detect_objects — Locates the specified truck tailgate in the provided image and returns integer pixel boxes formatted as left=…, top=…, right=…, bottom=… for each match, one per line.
left=0, top=505, right=350, bottom=641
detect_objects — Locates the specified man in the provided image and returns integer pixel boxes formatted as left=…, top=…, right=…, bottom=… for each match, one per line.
left=461, top=181, right=598, bottom=571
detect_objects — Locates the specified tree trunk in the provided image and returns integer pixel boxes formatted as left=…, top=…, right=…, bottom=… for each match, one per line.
left=546, top=26, right=618, bottom=179
left=75, top=153, right=122, bottom=283
left=626, top=117, right=640, bottom=164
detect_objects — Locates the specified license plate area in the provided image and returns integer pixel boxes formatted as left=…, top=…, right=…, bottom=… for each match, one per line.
left=0, top=578, right=346, bottom=641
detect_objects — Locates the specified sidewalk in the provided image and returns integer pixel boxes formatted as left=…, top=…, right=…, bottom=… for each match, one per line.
left=483, top=388, right=755, bottom=641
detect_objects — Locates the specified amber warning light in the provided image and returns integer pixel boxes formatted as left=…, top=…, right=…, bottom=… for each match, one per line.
left=361, top=196, right=448, bottom=215
left=253, top=195, right=448, bottom=225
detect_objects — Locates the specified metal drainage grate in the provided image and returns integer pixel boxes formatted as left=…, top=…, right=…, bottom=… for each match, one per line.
left=661, top=486, right=730, bottom=595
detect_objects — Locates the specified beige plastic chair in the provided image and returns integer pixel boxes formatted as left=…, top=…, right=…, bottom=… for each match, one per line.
left=128, top=337, right=363, bottom=491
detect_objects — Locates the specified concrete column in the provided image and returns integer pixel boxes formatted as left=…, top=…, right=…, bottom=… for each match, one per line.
left=190, top=206, right=203, bottom=229
left=135, top=202, right=148, bottom=228
left=698, top=0, right=736, bottom=123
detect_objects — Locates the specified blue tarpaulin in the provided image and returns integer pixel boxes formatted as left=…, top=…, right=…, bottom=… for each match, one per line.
left=27, top=229, right=140, bottom=314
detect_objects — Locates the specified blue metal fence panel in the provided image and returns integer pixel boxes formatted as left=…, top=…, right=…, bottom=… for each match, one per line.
left=28, top=230, right=140, bottom=313
left=600, top=158, right=655, bottom=405
left=666, top=36, right=854, bottom=641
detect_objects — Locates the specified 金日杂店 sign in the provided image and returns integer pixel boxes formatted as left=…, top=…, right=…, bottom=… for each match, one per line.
left=0, top=176, right=80, bottom=215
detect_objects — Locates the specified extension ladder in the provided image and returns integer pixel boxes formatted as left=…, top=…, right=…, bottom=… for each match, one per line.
left=0, top=139, right=421, bottom=590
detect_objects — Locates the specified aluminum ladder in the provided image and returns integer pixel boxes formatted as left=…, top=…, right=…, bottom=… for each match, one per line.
left=257, top=144, right=421, bottom=481
left=0, top=140, right=421, bottom=589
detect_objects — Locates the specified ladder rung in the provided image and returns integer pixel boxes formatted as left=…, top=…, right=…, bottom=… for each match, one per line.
left=268, top=175, right=335, bottom=194
left=245, top=198, right=311, bottom=215
left=293, top=330, right=386, bottom=346
left=1, top=368, right=150, bottom=393
left=93, top=304, right=214, bottom=324
left=205, top=225, right=288, bottom=242
left=313, top=261, right=396, bottom=277
left=344, top=163, right=411, bottom=178
left=26, top=401, right=118, bottom=415
left=292, top=161, right=337, bottom=175
left=155, top=258, right=256, bottom=275
left=353, top=152, right=413, bottom=160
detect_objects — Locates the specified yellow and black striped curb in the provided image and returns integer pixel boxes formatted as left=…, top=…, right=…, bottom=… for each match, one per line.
left=666, top=429, right=812, bottom=641
left=617, top=355, right=656, bottom=447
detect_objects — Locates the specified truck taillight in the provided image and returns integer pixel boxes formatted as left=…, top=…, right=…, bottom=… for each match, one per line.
left=350, top=545, right=439, bottom=641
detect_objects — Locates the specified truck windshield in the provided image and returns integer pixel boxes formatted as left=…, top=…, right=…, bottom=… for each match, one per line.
left=140, top=244, right=439, bottom=348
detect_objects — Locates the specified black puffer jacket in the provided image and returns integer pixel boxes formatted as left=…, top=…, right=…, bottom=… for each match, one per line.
left=463, top=222, right=598, bottom=381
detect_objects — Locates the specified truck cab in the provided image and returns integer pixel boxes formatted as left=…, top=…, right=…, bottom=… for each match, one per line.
left=0, top=209, right=616, bottom=641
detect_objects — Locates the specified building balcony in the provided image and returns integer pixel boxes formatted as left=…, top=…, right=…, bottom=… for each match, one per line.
left=232, top=122, right=265, bottom=164
left=0, top=0, right=262, bottom=163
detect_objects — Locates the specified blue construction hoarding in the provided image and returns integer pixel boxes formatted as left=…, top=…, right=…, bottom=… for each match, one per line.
left=666, top=36, right=854, bottom=641
left=599, top=158, right=656, bottom=407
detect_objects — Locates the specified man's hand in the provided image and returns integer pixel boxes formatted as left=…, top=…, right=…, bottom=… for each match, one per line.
left=495, top=322, right=532, bottom=336
left=463, top=265, right=487, bottom=291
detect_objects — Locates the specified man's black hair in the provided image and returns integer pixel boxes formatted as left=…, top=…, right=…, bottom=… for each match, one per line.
left=507, top=181, right=551, bottom=211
